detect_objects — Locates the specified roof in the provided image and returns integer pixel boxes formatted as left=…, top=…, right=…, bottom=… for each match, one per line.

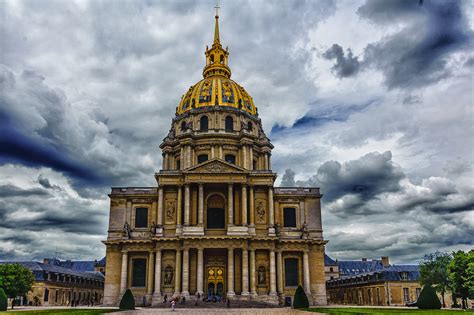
left=325, top=254, right=337, bottom=266
left=327, top=264, right=420, bottom=286
left=59, top=260, right=96, bottom=272
left=337, top=259, right=385, bottom=276
left=0, top=262, right=104, bottom=281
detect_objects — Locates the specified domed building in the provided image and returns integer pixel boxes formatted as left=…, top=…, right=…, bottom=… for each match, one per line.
left=103, top=10, right=327, bottom=307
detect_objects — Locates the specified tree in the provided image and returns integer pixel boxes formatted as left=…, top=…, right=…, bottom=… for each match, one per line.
left=119, top=289, right=135, bottom=310
left=419, top=251, right=452, bottom=307
left=293, top=285, right=309, bottom=309
left=0, top=264, right=35, bottom=309
left=0, top=288, right=7, bottom=311
left=417, top=285, right=441, bottom=309
left=448, top=250, right=473, bottom=309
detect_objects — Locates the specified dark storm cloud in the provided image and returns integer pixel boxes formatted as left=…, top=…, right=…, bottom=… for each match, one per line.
left=323, top=44, right=361, bottom=78
left=324, top=0, right=472, bottom=89
left=0, top=184, right=50, bottom=197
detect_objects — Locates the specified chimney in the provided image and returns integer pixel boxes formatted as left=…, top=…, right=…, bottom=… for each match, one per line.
left=362, top=258, right=367, bottom=262
left=381, top=256, right=389, bottom=267
left=43, top=258, right=49, bottom=264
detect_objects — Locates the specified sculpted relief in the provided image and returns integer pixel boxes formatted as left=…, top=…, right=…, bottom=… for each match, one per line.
left=165, top=200, right=176, bottom=224
left=256, top=200, right=266, bottom=224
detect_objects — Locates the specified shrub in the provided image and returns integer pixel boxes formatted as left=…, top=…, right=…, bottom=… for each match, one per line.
left=0, top=288, right=7, bottom=311
left=119, top=289, right=135, bottom=310
left=417, top=285, right=442, bottom=309
left=293, top=285, right=309, bottom=309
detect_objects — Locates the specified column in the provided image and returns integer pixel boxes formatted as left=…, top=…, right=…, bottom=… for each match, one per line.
left=154, top=250, right=162, bottom=297
left=157, top=187, right=164, bottom=226
left=269, top=250, right=277, bottom=296
left=198, top=184, right=204, bottom=226
left=242, top=145, right=248, bottom=169
left=163, top=153, right=167, bottom=170
left=249, top=146, right=253, bottom=170
left=299, top=200, right=305, bottom=226
left=268, top=187, right=274, bottom=226
left=120, top=251, right=128, bottom=293
left=184, top=184, right=190, bottom=226
left=242, top=248, right=249, bottom=296
left=228, top=184, right=234, bottom=226
left=211, top=146, right=215, bottom=158
left=227, top=248, right=235, bottom=296
left=174, top=250, right=182, bottom=295
left=197, top=248, right=204, bottom=296
left=187, top=145, right=192, bottom=168
left=180, top=147, right=184, bottom=170
left=264, top=153, right=269, bottom=170
left=147, top=251, right=154, bottom=297
left=219, top=146, right=223, bottom=159
left=182, top=248, right=189, bottom=296
left=249, top=186, right=255, bottom=226
left=241, top=184, right=248, bottom=226
left=303, top=251, right=311, bottom=295
left=249, top=249, right=257, bottom=296
left=177, top=186, right=182, bottom=226
left=277, top=251, right=283, bottom=294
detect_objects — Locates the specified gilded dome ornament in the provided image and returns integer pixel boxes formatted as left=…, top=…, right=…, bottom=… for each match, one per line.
left=176, top=9, right=256, bottom=116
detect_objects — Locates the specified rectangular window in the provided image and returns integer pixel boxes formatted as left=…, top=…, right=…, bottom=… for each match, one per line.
left=283, top=208, right=297, bottom=227
left=135, top=207, right=148, bottom=228
left=403, top=288, right=409, bottom=302
left=284, top=258, right=299, bottom=287
left=132, top=258, right=147, bottom=287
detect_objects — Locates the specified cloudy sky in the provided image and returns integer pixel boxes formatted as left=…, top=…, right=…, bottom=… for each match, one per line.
left=0, top=0, right=473, bottom=264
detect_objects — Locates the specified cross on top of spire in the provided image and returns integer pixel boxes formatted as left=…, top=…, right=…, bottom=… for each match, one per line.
left=214, top=0, right=220, bottom=17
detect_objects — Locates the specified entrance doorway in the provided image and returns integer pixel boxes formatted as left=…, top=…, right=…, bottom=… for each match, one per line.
left=207, top=266, right=225, bottom=300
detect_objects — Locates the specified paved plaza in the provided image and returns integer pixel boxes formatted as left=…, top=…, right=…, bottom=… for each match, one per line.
left=115, top=308, right=317, bottom=314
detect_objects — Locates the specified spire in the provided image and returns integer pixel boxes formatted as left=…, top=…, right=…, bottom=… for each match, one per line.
left=213, top=2, right=220, bottom=45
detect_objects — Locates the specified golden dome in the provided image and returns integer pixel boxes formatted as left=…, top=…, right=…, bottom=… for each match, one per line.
left=176, top=12, right=257, bottom=116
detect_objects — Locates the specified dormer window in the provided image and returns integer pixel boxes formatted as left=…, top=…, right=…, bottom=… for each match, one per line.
left=225, top=154, right=235, bottom=164
left=200, top=116, right=209, bottom=131
left=198, top=154, right=209, bottom=164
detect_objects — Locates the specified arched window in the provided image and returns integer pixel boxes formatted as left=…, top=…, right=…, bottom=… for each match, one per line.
left=198, top=154, right=208, bottom=164
left=181, top=121, right=187, bottom=131
left=220, top=55, right=224, bottom=64
left=200, top=116, right=209, bottom=131
left=225, top=154, right=236, bottom=164
left=210, top=54, right=214, bottom=64
left=225, top=116, right=233, bottom=131
left=247, top=121, right=253, bottom=131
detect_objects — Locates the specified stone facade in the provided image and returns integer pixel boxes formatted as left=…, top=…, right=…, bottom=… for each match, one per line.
left=103, top=11, right=327, bottom=307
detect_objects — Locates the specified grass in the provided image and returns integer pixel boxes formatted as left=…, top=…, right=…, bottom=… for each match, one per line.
left=0, top=309, right=117, bottom=315
left=306, top=308, right=472, bottom=315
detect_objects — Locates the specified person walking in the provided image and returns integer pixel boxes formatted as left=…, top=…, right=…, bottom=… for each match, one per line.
left=171, top=299, right=176, bottom=311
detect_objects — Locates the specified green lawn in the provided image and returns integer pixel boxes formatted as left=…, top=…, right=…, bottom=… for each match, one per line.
left=306, top=308, right=472, bottom=315
left=0, top=309, right=117, bottom=315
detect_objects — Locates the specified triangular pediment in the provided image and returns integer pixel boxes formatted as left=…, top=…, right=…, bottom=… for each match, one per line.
left=184, top=158, right=247, bottom=173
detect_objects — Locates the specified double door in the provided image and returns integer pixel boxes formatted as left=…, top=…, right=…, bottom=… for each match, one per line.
left=206, top=266, right=225, bottom=299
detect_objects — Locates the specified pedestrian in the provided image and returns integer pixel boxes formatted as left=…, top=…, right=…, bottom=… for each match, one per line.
left=227, top=298, right=230, bottom=308
left=171, top=299, right=176, bottom=311
left=163, top=294, right=167, bottom=303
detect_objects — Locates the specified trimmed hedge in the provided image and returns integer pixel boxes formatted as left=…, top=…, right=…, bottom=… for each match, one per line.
left=293, top=285, right=309, bottom=309
left=0, top=288, right=7, bottom=311
left=119, top=289, right=135, bottom=310
left=417, top=285, right=441, bottom=309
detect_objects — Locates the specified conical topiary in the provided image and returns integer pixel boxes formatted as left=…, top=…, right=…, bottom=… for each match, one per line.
left=0, top=288, right=7, bottom=311
left=293, top=285, right=309, bottom=309
left=119, top=289, right=135, bottom=310
left=417, top=285, right=441, bottom=309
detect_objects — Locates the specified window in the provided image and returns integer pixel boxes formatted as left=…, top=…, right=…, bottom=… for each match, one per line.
left=200, top=116, right=208, bottom=131
left=181, top=121, right=187, bottom=131
left=253, top=159, right=257, bottom=170
left=207, top=195, right=225, bottom=229
left=176, top=159, right=180, bottom=170
left=330, top=267, right=334, bottom=272
left=400, top=272, right=408, bottom=280
left=247, top=121, right=253, bottom=131
left=225, top=116, right=233, bottom=131
left=132, top=258, right=147, bottom=287
left=135, top=207, right=148, bottom=228
left=220, top=55, right=224, bottom=64
left=198, top=154, right=209, bottom=164
left=225, top=154, right=235, bottom=164
left=285, top=258, right=299, bottom=287
left=44, top=288, right=49, bottom=302
left=416, top=288, right=421, bottom=299
left=283, top=207, right=297, bottom=227
left=403, top=288, right=409, bottom=302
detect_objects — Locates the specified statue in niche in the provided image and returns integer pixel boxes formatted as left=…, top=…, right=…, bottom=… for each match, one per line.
left=301, top=221, right=309, bottom=239
left=164, top=266, right=174, bottom=285
left=274, top=222, right=281, bottom=236
left=256, top=202, right=266, bottom=223
left=150, top=221, right=157, bottom=235
left=166, top=200, right=176, bottom=222
left=122, top=222, right=131, bottom=239
left=257, top=266, right=266, bottom=285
